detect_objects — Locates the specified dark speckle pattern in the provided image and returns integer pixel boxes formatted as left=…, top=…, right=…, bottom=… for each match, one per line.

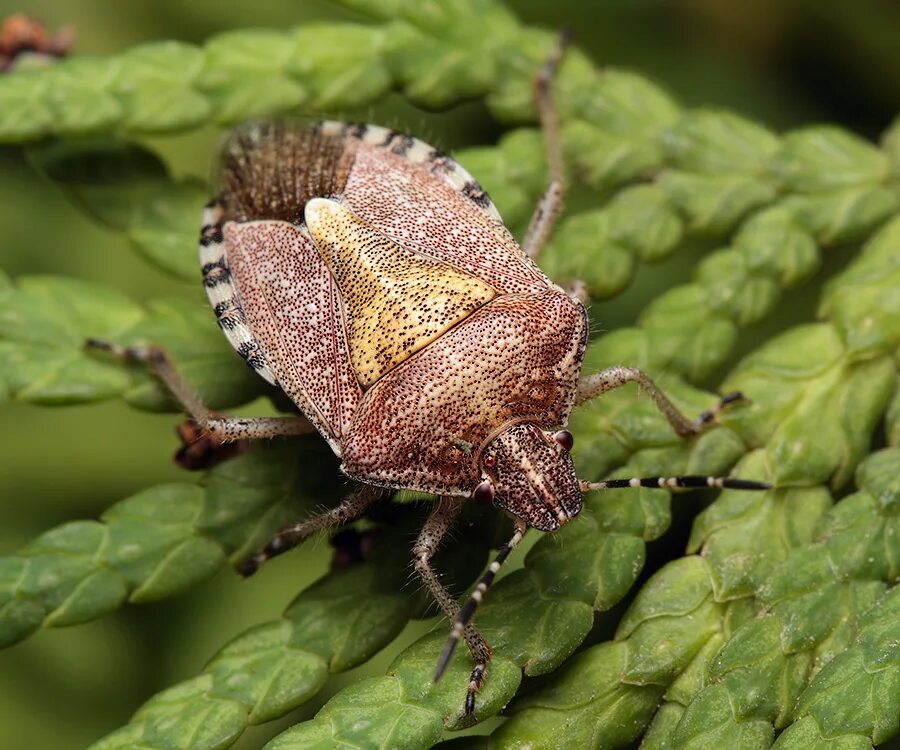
left=198, top=120, right=589, bottom=504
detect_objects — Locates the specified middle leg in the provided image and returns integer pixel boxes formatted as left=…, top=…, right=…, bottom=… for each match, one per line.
left=576, top=365, right=744, bottom=437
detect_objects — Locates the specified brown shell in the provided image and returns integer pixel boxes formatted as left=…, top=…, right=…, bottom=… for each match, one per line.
left=200, top=121, right=588, bottom=497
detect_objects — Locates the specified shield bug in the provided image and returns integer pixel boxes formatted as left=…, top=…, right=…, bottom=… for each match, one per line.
left=89, top=36, right=770, bottom=716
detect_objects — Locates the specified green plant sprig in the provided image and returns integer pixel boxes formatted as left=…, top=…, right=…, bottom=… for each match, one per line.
left=1, top=1, right=899, bottom=748
left=0, top=442, right=340, bottom=649
left=0, top=0, right=536, bottom=142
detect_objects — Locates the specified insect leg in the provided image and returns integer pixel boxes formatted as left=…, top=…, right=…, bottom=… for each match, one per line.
left=522, top=30, right=571, bottom=261
left=580, top=476, right=771, bottom=493
left=85, top=339, right=313, bottom=441
left=564, top=279, right=590, bottom=306
left=239, top=484, right=383, bottom=576
left=576, top=365, right=745, bottom=437
left=414, top=498, right=493, bottom=704
left=434, top=518, right=528, bottom=716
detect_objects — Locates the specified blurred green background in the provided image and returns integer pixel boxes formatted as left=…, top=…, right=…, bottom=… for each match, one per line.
left=1, top=1, right=899, bottom=748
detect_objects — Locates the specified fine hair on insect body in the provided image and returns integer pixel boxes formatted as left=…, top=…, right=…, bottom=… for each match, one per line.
left=87, top=32, right=771, bottom=719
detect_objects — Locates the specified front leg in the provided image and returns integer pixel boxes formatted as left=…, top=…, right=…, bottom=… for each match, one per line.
left=576, top=365, right=744, bottom=437
left=414, top=497, right=493, bottom=717
left=434, top=518, right=528, bottom=716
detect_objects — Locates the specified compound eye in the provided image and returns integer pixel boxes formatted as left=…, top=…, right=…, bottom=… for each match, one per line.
left=473, top=480, right=495, bottom=504
left=553, top=430, right=574, bottom=452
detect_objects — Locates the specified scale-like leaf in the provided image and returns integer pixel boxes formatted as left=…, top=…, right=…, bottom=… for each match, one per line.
left=2, top=2, right=899, bottom=748
left=0, top=441, right=335, bottom=648
left=0, top=274, right=264, bottom=409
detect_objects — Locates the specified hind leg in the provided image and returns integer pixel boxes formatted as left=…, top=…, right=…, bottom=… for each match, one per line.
left=239, top=484, right=383, bottom=575
left=522, top=31, right=571, bottom=262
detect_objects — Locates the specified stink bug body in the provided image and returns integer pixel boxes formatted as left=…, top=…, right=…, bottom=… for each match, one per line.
left=89, top=38, right=770, bottom=717
left=203, top=120, right=588, bottom=522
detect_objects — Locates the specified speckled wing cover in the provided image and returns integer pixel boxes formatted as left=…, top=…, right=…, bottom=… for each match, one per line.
left=200, top=121, right=588, bottom=495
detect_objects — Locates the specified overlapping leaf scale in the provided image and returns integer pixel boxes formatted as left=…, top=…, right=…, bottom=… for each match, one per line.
left=492, top=213, right=900, bottom=749
left=493, top=493, right=867, bottom=745
left=0, top=1, right=528, bottom=142
left=88, top=515, right=463, bottom=750
left=0, top=274, right=264, bottom=409
left=634, top=121, right=896, bottom=382
left=491, top=487, right=826, bottom=748
left=0, top=274, right=142, bottom=404
left=470, top=90, right=896, bottom=385
left=772, top=585, right=900, bottom=749
left=0, top=441, right=334, bottom=649
left=888, top=381, right=900, bottom=450
left=9, top=437, right=469, bottom=750
left=646, top=449, right=900, bottom=750
left=87, top=491, right=505, bottom=750
left=25, top=137, right=207, bottom=280
left=543, top=84, right=895, bottom=378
